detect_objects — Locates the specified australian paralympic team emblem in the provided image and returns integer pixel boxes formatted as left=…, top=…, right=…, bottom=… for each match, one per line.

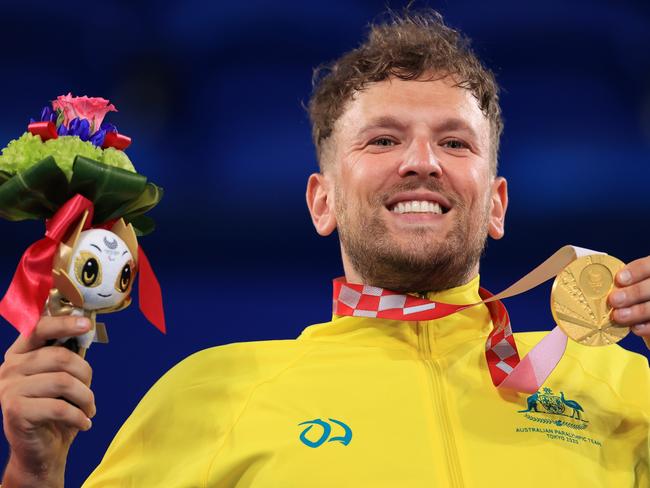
left=298, top=418, right=352, bottom=448
left=518, top=387, right=589, bottom=429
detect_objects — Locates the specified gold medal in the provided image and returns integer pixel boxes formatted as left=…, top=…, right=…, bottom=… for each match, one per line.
left=551, top=254, right=628, bottom=346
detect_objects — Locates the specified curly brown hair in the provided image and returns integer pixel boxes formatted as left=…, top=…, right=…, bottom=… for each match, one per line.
left=308, top=10, right=503, bottom=174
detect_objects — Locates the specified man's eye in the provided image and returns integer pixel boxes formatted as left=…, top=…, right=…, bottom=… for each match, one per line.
left=442, top=139, right=468, bottom=150
left=370, top=137, right=396, bottom=147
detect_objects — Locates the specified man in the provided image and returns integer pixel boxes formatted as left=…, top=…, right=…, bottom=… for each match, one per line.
left=1, top=10, right=649, bottom=487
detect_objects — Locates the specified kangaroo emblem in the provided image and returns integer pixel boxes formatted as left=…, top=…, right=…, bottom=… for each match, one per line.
left=518, top=387, right=587, bottom=423
left=518, top=391, right=539, bottom=413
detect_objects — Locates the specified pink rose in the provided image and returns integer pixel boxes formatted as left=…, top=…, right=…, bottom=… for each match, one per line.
left=52, top=93, right=117, bottom=133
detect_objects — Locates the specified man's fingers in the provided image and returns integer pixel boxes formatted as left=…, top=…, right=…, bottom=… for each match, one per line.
left=609, top=257, right=650, bottom=350
left=611, top=301, right=650, bottom=327
left=615, top=256, right=650, bottom=287
left=6, top=316, right=91, bottom=356
left=630, top=323, right=650, bottom=337
left=19, top=347, right=93, bottom=387
left=14, top=372, right=96, bottom=419
left=4, top=396, right=92, bottom=433
left=608, top=280, right=650, bottom=309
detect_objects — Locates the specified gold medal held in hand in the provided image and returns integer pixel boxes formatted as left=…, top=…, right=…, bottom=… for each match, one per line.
left=551, top=254, right=628, bottom=346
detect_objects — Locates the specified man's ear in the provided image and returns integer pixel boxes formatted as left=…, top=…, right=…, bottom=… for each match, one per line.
left=306, top=172, right=337, bottom=236
left=488, top=176, right=508, bottom=240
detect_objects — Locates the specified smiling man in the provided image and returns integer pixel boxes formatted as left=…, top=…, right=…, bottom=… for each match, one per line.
left=1, top=9, right=649, bottom=488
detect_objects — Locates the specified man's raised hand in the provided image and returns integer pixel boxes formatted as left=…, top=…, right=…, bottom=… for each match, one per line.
left=0, top=316, right=95, bottom=488
left=608, top=256, right=650, bottom=348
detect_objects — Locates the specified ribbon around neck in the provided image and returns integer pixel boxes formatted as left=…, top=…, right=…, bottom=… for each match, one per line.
left=332, top=245, right=602, bottom=393
left=0, top=194, right=165, bottom=336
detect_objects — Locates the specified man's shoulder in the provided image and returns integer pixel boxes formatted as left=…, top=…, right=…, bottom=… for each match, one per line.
left=152, top=337, right=313, bottom=395
left=515, top=330, right=648, bottom=366
left=515, top=330, right=649, bottom=407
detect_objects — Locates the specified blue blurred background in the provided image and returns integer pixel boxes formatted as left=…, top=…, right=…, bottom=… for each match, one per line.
left=0, top=0, right=649, bottom=484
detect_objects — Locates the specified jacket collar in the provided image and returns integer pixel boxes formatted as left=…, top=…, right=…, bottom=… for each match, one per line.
left=297, top=275, right=493, bottom=356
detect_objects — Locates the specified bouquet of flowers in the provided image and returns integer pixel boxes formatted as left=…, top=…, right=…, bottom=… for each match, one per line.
left=0, top=94, right=165, bottom=357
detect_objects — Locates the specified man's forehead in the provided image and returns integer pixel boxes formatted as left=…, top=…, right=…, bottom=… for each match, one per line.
left=337, top=76, right=488, bottom=135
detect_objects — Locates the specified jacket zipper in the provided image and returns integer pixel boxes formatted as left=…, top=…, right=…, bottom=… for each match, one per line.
left=418, top=320, right=465, bottom=488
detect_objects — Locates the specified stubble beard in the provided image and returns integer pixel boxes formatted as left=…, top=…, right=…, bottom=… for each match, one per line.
left=336, top=184, right=490, bottom=293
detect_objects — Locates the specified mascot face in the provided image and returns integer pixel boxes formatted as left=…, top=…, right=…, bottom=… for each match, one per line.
left=67, top=229, right=135, bottom=310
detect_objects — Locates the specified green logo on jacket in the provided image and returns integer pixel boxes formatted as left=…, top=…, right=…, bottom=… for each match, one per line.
left=298, top=418, right=353, bottom=448
left=518, top=387, right=588, bottom=429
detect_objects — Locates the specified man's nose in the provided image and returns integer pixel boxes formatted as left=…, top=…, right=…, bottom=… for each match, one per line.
left=397, top=139, right=442, bottom=178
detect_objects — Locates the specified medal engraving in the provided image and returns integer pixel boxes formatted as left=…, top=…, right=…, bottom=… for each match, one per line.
left=551, top=255, right=628, bottom=346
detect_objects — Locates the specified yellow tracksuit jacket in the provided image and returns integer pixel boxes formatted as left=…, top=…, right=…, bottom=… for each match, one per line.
left=84, top=277, right=650, bottom=487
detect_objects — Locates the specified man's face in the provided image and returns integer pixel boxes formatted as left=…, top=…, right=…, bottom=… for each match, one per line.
left=307, top=75, right=508, bottom=292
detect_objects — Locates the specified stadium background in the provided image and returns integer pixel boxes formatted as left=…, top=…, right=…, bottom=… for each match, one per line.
left=0, top=0, right=649, bottom=484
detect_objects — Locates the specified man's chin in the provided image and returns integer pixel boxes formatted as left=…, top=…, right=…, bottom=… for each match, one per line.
left=383, top=235, right=451, bottom=258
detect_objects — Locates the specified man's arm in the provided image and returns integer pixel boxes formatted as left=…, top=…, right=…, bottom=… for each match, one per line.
left=82, top=342, right=283, bottom=486
left=0, top=316, right=95, bottom=488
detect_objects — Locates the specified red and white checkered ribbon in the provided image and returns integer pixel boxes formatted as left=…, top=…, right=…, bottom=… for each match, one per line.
left=332, top=245, right=603, bottom=393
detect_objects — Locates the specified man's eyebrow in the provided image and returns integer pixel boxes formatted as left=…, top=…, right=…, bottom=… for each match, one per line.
left=90, top=243, right=102, bottom=253
left=356, top=116, right=480, bottom=141
left=435, top=118, right=479, bottom=139
left=356, top=116, right=408, bottom=137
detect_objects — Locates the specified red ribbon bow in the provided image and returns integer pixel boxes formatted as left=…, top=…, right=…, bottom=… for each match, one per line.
left=0, top=194, right=165, bottom=336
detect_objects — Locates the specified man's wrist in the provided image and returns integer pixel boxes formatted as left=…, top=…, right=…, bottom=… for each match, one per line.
left=2, top=454, right=65, bottom=488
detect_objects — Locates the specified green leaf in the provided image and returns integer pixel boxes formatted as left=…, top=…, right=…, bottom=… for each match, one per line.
left=0, top=155, right=163, bottom=235
left=69, top=156, right=147, bottom=223
left=0, top=157, right=69, bottom=220
left=55, top=109, right=64, bottom=128
left=106, top=183, right=164, bottom=222
left=127, top=214, right=156, bottom=236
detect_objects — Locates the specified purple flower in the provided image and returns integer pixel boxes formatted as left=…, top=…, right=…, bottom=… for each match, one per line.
left=89, top=129, right=107, bottom=146
left=100, top=121, right=117, bottom=133
left=28, top=106, right=57, bottom=126
left=78, top=119, right=90, bottom=141
left=67, top=117, right=91, bottom=141
left=40, top=106, right=56, bottom=123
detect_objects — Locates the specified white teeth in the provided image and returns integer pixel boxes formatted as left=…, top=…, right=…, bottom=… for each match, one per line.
left=390, top=200, right=443, bottom=214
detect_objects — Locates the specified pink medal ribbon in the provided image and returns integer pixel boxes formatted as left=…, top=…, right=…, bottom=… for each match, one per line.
left=332, top=245, right=603, bottom=394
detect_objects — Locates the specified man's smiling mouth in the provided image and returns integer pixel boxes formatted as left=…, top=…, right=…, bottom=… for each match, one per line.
left=388, top=200, right=445, bottom=214
left=385, top=191, right=452, bottom=215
